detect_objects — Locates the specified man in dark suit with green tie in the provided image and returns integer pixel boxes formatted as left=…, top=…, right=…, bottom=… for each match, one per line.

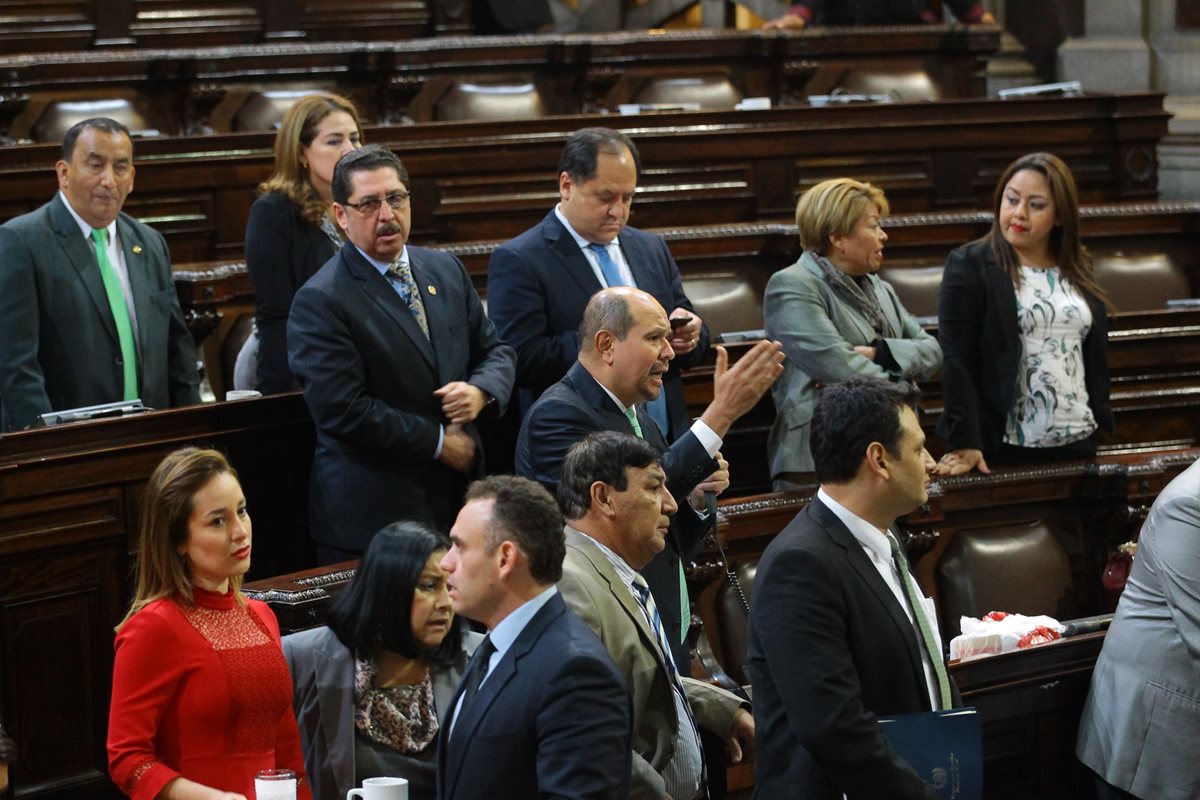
left=0, top=117, right=200, bottom=431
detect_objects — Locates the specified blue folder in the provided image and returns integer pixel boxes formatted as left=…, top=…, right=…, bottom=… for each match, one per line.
left=878, top=707, right=982, bottom=800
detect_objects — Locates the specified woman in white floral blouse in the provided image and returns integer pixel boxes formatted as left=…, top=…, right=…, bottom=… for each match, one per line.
left=935, top=152, right=1113, bottom=476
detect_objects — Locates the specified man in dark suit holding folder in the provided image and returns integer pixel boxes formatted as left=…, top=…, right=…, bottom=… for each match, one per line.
left=747, top=377, right=948, bottom=800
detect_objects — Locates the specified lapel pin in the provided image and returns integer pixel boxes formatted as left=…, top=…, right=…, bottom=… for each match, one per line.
left=132, top=244, right=143, bottom=254
left=427, top=285, right=437, bottom=295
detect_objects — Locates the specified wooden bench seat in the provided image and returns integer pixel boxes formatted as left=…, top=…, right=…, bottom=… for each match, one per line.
left=0, top=92, right=1168, bottom=262
left=0, top=25, right=998, bottom=140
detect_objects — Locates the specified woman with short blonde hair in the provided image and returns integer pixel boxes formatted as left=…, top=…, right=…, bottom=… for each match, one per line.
left=765, top=177, right=941, bottom=488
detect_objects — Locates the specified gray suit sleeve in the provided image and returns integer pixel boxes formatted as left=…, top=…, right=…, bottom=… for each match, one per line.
left=764, top=265, right=892, bottom=384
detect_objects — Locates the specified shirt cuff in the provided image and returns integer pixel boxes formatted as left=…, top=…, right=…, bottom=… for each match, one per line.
left=788, top=4, right=813, bottom=22
left=689, top=419, right=723, bottom=458
left=434, top=424, right=444, bottom=460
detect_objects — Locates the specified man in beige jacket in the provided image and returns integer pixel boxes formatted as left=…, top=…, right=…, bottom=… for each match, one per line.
left=556, top=430, right=752, bottom=800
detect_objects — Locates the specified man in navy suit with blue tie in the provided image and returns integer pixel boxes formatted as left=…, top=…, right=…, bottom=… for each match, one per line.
left=487, top=127, right=708, bottom=441
left=437, top=475, right=631, bottom=800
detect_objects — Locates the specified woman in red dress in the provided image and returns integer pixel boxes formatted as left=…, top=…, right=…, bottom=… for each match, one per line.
left=108, top=447, right=310, bottom=800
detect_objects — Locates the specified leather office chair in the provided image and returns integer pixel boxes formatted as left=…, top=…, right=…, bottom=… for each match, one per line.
left=936, top=520, right=1076, bottom=639
left=1092, top=252, right=1191, bottom=311
left=434, top=79, right=546, bottom=121
left=683, top=273, right=766, bottom=337
left=714, top=556, right=759, bottom=686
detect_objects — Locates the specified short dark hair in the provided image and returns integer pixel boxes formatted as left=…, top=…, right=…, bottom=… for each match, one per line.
left=558, top=127, right=640, bottom=184
left=61, top=117, right=132, bottom=161
left=465, top=476, right=564, bottom=583
left=331, top=143, right=409, bottom=204
left=810, top=377, right=921, bottom=484
left=557, top=431, right=662, bottom=520
left=579, top=289, right=636, bottom=353
left=325, top=520, right=462, bottom=666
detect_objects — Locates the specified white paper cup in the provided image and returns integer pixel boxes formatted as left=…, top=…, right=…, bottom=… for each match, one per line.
left=347, top=776, right=409, bottom=800
left=255, top=769, right=297, bottom=800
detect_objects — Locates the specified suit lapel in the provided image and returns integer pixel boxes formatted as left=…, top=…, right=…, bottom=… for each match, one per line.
left=315, top=639, right=355, bottom=794
left=543, top=212, right=603, bottom=299
left=565, top=362, right=636, bottom=435
left=809, top=499, right=926, bottom=681
left=567, top=530, right=674, bottom=675
left=344, top=246, right=436, bottom=370
left=985, top=251, right=1020, bottom=345
left=50, top=196, right=119, bottom=349
left=443, top=595, right=563, bottom=799
left=407, top=249, right=449, bottom=379
left=116, top=215, right=150, bottom=363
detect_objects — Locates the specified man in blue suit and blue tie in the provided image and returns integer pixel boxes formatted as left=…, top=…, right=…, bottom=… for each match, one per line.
left=487, top=127, right=708, bottom=442
left=437, top=475, right=631, bottom=800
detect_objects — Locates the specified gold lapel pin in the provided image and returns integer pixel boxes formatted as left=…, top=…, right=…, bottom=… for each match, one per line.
left=427, top=285, right=437, bottom=295
left=132, top=244, right=143, bottom=254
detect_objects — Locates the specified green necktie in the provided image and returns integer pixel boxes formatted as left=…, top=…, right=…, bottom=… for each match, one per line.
left=624, top=403, right=690, bottom=646
left=92, top=228, right=138, bottom=400
left=623, top=405, right=643, bottom=438
left=889, top=533, right=953, bottom=710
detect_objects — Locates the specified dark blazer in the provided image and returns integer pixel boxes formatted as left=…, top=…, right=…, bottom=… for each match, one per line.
left=936, top=240, right=1112, bottom=455
left=436, top=592, right=632, bottom=800
left=516, top=361, right=716, bottom=671
left=0, top=194, right=199, bottom=431
left=487, top=210, right=708, bottom=440
left=746, top=498, right=939, bottom=800
left=245, top=192, right=339, bottom=394
left=287, top=243, right=515, bottom=550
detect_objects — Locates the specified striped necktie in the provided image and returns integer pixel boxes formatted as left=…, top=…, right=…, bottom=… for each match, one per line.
left=91, top=228, right=138, bottom=400
left=631, top=574, right=705, bottom=799
left=888, top=533, right=953, bottom=709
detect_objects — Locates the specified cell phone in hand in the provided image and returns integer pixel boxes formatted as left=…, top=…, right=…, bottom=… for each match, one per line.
left=669, top=315, right=694, bottom=331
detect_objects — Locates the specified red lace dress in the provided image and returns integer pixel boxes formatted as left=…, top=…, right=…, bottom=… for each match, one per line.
left=108, top=586, right=310, bottom=800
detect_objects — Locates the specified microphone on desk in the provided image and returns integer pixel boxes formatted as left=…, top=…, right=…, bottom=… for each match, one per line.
left=1062, top=614, right=1114, bottom=637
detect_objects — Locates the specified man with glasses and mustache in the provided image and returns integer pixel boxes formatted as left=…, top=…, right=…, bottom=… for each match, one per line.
left=288, top=144, right=515, bottom=563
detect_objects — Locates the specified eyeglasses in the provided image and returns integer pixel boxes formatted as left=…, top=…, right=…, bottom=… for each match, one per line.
left=342, top=190, right=411, bottom=216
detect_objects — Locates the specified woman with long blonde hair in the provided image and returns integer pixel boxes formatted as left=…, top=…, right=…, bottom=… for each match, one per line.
left=108, top=447, right=310, bottom=800
left=238, top=92, right=363, bottom=394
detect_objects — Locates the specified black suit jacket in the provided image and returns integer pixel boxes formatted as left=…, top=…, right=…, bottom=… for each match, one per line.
left=516, top=361, right=716, bottom=670
left=0, top=194, right=199, bottom=431
left=936, top=240, right=1112, bottom=455
left=746, top=498, right=940, bottom=800
left=287, top=243, right=515, bottom=549
left=487, top=210, right=708, bottom=441
left=437, top=592, right=632, bottom=800
left=244, top=192, right=339, bottom=394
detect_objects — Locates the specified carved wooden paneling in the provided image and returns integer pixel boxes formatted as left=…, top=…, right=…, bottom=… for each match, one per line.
left=0, top=1, right=93, bottom=55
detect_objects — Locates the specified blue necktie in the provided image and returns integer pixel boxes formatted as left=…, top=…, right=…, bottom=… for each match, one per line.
left=588, top=242, right=671, bottom=437
left=588, top=242, right=625, bottom=288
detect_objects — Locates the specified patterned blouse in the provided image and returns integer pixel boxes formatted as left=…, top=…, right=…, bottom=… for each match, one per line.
left=1004, top=265, right=1097, bottom=448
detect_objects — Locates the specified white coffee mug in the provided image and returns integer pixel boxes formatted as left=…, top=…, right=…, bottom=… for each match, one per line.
left=347, top=776, right=409, bottom=800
